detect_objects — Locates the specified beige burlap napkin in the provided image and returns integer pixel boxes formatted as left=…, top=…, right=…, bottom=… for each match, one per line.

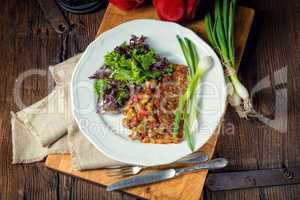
left=14, top=86, right=68, bottom=147
left=11, top=54, right=123, bottom=169
left=11, top=86, right=69, bottom=163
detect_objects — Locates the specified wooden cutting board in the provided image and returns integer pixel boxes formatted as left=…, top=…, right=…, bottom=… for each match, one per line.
left=45, top=4, right=254, bottom=200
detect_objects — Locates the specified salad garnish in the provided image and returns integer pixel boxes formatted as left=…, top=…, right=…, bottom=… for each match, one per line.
left=89, top=35, right=173, bottom=113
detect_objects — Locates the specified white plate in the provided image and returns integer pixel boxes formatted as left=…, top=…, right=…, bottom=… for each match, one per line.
left=71, top=19, right=227, bottom=166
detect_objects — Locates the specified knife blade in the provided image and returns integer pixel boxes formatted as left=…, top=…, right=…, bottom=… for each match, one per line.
left=107, top=169, right=176, bottom=191
left=107, top=158, right=228, bottom=191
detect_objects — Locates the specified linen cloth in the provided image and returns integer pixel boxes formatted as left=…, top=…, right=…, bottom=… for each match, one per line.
left=11, top=54, right=123, bottom=169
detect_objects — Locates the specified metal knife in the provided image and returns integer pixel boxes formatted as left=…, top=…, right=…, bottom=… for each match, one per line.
left=106, top=158, right=228, bottom=191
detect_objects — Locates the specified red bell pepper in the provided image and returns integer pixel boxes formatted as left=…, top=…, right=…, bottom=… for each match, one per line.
left=109, top=0, right=145, bottom=11
left=110, top=0, right=199, bottom=22
left=153, top=0, right=186, bottom=22
left=186, top=0, right=200, bottom=20
left=130, top=116, right=139, bottom=127
left=138, top=109, right=149, bottom=117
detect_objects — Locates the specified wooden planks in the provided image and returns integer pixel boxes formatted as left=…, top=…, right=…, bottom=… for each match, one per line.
left=45, top=4, right=254, bottom=200
left=208, top=0, right=300, bottom=199
left=0, top=1, right=107, bottom=199
left=0, top=0, right=299, bottom=200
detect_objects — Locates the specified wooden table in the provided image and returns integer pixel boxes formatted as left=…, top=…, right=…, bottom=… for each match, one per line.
left=0, top=0, right=299, bottom=199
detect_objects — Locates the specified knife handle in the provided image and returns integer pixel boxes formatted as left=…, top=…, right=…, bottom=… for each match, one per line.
left=175, top=158, right=228, bottom=176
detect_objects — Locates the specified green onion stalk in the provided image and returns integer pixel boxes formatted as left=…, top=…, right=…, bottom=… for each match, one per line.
left=204, top=0, right=255, bottom=118
left=173, top=36, right=212, bottom=151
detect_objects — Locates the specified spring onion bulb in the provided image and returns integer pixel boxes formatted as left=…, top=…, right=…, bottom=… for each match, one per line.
left=205, top=0, right=255, bottom=118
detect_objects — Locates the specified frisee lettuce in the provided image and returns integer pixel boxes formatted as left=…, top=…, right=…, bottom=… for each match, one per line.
left=104, top=49, right=164, bottom=85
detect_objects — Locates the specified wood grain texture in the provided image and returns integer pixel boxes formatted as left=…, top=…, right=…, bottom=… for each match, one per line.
left=1, top=0, right=299, bottom=200
left=45, top=4, right=254, bottom=200
left=206, top=0, right=300, bottom=199
left=0, top=1, right=119, bottom=200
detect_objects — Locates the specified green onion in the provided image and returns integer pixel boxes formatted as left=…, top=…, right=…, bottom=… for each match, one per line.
left=183, top=112, right=194, bottom=151
left=228, top=0, right=236, bottom=67
left=184, top=37, right=199, bottom=74
left=205, top=0, right=254, bottom=118
left=173, top=36, right=212, bottom=151
left=223, top=0, right=229, bottom=40
left=176, top=36, right=193, bottom=75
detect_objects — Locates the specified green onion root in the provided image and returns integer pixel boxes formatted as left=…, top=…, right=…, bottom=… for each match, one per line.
left=227, top=73, right=255, bottom=118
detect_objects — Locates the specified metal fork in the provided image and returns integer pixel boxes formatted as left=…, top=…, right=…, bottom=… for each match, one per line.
left=105, top=151, right=208, bottom=178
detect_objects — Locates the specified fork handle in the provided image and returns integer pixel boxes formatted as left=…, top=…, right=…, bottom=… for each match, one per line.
left=176, top=152, right=208, bottom=164
left=103, top=152, right=208, bottom=169
left=101, top=164, right=130, bottom=169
